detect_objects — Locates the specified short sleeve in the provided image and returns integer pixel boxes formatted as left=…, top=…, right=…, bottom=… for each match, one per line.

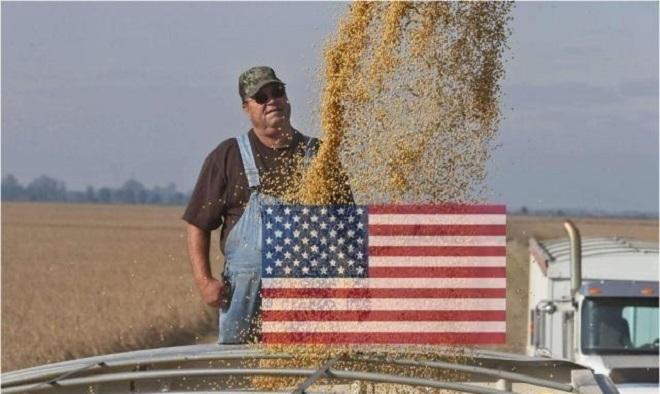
left=182, top=149, right=227, bottom=231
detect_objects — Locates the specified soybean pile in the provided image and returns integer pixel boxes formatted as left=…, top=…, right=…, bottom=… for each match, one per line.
left=255, top=2, right=513, bottom=391
left=290, top=1, right=512, bottom=205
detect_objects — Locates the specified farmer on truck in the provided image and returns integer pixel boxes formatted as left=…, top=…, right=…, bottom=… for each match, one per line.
left=182, top=66, right=350, bottom=343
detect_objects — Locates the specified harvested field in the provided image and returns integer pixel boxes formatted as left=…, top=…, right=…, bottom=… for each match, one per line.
left=1, top=202, right=658, bottom=371
left=1, top=202, right=222, bottom=372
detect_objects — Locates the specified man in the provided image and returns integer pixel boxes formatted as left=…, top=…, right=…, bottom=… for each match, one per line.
left=183, top=66, right=350, bottom=343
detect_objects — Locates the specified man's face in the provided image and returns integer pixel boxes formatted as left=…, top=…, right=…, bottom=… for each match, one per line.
left=243, top=83, right=291, bottom=136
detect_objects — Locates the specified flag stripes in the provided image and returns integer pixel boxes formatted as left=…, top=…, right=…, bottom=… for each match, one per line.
left=368, top=256, right=505, bottom=267
left=261, top=288, right=506, bottom=298
left=261, top=278, right=506, bottom=288
left=369, top=224, right=506, bottom=236
left=262, top=321, right=506, bottom=333
left=262, top=310, right=506, bottom=321
left=262, top=332, right=507, bottom=344
left=261, top=298, right=505, bottom=311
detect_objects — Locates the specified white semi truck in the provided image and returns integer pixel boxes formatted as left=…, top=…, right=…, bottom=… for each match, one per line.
left=527, top=221, right=659, bottom=393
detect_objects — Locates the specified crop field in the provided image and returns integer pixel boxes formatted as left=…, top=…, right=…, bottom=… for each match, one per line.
left=2, top=202, right=658, bottom=372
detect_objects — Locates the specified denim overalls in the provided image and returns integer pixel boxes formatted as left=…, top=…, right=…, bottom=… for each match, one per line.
left=219, top=133, right=314, bottom=343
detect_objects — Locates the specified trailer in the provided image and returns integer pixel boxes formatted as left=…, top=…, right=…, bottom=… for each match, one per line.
left=527, top=221, right=659, bottom=393
left=2, top=343, right=620, bottom=393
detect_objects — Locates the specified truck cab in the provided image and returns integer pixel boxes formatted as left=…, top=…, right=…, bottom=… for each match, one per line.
left=527, top=222, right=658, bottom=393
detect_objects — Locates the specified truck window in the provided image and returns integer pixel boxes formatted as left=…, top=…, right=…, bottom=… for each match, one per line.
left=581, top=297, right=659, bottom=355
left=622, top=304, right=659, bottom=348
left=562, top=312, right=574, bottom=360
left=532, top=308, right=546, bottom=349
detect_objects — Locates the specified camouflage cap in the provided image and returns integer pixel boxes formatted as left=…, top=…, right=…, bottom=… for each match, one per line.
left=238, top=66, right=285, bottom=102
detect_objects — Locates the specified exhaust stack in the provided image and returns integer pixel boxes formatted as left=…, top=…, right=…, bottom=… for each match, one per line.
left=563, top=220, right=582, bottom=297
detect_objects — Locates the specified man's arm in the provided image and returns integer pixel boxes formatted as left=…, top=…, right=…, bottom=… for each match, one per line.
left=186, top=223, right=226, bottom=308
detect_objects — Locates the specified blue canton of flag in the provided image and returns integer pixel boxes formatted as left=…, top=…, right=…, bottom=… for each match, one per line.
left=261, top=205, right=368, bottom=279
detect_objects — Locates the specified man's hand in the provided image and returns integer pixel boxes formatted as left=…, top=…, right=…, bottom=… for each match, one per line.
left=199, top=277, right=227, bottom=308
left=186, top=223, right=229, bottom=309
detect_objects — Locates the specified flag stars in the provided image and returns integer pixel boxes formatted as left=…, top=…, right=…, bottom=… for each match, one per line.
left=263, top=205, right=369, bottom=279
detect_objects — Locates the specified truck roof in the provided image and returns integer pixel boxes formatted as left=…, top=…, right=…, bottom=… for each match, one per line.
left=530, top=237, right=659, bottom=281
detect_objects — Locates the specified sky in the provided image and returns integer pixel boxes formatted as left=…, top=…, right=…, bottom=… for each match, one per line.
left=2, top=2, right=658, bottom=214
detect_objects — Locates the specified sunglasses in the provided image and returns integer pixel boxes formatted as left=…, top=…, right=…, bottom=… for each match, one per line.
left=251, top=84, right=286, bottom=105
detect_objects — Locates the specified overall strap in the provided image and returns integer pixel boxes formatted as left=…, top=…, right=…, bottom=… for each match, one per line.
left=303, top=136, right=318, bottom=167
left=236, top=134, right=260, bottom=188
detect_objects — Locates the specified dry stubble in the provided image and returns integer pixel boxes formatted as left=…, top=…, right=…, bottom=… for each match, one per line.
left=1, top=202, right=223, bottom=372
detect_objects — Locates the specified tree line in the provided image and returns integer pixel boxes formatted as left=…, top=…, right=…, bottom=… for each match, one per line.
left=1, top=174, right=189, bottom=205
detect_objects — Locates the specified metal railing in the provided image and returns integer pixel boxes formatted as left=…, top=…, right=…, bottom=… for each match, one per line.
left=1, top=344, right=611, bottom=393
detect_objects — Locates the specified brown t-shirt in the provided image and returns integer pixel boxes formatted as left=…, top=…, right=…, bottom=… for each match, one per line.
left=183, top=129, right=349, bottom=254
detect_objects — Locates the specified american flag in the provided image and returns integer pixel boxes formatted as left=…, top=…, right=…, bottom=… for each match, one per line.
left=260, top=204, right=506, bottom=344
